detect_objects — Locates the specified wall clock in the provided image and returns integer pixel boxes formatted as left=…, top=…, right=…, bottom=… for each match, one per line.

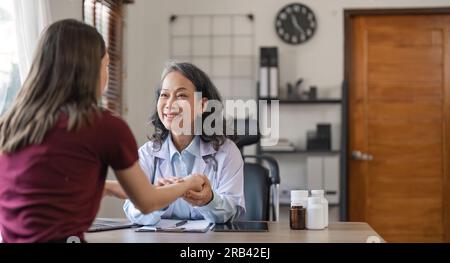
left=275, top=3, right=317, bottom=45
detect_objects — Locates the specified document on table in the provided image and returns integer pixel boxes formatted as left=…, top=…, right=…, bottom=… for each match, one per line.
left=135, top=219, right=213, bottom=233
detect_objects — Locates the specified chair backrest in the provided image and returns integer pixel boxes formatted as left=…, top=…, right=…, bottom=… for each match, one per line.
left=233, top=118, right=260, bottom=154
left=240, top=163, right=271, bottom=221
left=232, top=118, right=280, bottom=221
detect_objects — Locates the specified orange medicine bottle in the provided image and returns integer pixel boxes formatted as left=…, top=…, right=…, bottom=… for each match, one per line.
left=290, top=190, right=308, bottom=230
left=290, top=205, right=306, bottom=230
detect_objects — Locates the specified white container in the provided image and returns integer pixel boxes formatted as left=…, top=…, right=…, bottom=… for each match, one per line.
left=306, top=197, right=325, bottom=230
left=291, top=190, right=308, bottom=208
left=259, top=67, right=269, bottom=97
left=311, top=189, right=328, bottom=227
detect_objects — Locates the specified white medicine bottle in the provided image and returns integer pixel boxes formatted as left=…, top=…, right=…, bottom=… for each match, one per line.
left=311, top=189, right=328, bottom=227
left=306, top=197, right=325, bottom=230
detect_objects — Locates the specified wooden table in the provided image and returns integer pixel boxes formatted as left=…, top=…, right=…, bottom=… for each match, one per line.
left=85, top=220, right=384, bottom=243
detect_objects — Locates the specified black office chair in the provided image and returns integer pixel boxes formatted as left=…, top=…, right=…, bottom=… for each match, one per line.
left=240, top=162, right=270, bottom=221
left=233, top=119, right=280, bottom=221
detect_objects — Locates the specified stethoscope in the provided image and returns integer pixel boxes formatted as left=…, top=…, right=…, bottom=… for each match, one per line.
left=150, top=154, right=218, bottom=185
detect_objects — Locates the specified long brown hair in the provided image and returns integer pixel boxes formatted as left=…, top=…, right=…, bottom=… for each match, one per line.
left=0, top=19, right=106, bottom=153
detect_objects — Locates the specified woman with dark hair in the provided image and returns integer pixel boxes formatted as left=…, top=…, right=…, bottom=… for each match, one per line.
left=124, top=62, right=245, bottom=224
left=0, top=20, right=204, bottom=243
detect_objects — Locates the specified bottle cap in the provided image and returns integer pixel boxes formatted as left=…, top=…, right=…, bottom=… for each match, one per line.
left=291, top=190, right=308, bottom=203
left=311, top=190, right=325, bottom=197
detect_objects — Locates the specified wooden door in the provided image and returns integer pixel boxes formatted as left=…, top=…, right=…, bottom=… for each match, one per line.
left=348, top=14, right=450, bottom=242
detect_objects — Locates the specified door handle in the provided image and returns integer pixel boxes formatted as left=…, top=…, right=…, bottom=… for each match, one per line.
left=352, top=150, right=373, bottom=161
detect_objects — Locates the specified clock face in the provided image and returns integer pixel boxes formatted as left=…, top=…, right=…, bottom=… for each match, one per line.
left=275, top=3, right=317, bottom=45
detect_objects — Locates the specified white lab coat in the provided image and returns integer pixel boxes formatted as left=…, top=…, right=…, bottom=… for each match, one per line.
left=123, top=136, right=245, bottom=225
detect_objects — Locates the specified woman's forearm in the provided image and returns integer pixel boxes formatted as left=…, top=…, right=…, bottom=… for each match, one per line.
left=139, top=181, right=193, bottom=213
left=104, top=180, right=128, bottom=199
left=114, top=162, right=203, bottom=214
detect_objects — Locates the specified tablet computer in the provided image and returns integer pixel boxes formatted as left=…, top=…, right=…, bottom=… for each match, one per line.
left=212, top=222, right=269, bottom=232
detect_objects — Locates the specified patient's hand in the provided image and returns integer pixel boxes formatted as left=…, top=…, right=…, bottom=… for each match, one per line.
left=156, top=175, right=204, bottom=193
left=183, top=174, right=213, bottom=206
left=156, top=175, right=205, bottom=195
left=156, top=176, right=183, bottom=186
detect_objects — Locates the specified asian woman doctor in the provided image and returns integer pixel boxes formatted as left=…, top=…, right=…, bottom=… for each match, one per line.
left=123, top=62, right=245, bottom=225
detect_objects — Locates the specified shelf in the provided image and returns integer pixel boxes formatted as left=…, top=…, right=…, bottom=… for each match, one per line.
left=260, top=149, right=340, bottom=155
left=258, top=98, right=342, bottom=104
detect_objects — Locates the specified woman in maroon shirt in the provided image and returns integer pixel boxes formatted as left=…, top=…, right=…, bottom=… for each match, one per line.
left=0, top=19, right=205, bottom=243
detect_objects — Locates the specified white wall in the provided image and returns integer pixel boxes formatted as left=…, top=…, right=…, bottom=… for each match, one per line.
left=49, top=0, right=82, bottom=21
left=123, top=0, right=450, bottom=210
left=49, top=0, right=450, bottom=217
left=124, top=0, right=450, bottom=146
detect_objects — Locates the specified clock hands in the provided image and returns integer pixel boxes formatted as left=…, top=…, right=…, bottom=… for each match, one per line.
left=276, top=4, right=315, bottom=44
left=290, top=14, right=305, bottom=35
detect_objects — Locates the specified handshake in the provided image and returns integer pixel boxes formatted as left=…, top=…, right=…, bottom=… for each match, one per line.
left=156, top=174, right=213, bottom=207
left=104, top=173, right=213, bottom=207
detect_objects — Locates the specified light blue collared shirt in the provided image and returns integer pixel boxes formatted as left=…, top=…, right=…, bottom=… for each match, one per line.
left=170, top=135, right=198, bottom=179
left=168, top=135, right=198, bottom=219
left=123, top=135, right=245, bottom=225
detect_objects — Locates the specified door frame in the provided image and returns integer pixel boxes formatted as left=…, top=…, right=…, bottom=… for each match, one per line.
left=343, top=8, right=450, bottom=242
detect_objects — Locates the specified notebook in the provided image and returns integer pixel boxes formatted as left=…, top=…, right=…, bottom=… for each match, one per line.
left=135, top=219, right=213, bottom=233
left=87, top=218, right=136, bottom=232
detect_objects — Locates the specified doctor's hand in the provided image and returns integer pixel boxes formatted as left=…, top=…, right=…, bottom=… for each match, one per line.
left=183, top=173, right=206, bottom=192
left=183, top=174, right=213, bottom=207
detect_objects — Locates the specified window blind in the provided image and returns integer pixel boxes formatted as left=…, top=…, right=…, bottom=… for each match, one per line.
left=83, top=0, right=133, bottom=114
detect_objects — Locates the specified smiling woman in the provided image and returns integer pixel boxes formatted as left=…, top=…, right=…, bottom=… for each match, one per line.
left=123, top=62, right=245, bottom=226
